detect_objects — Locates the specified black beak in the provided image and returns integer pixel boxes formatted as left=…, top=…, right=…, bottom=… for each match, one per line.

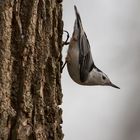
left=110, top=82, right=120, bottom=89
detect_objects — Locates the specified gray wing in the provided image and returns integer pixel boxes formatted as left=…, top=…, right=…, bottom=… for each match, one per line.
left=79, top=32, right=95, bottom=82
left=74, top=5, right=95, bottom=82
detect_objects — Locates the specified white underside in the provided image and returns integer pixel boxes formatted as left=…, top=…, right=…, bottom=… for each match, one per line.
left=66, top=41, right=83, bottom=84
left=66, top=42, right=101, bottom=86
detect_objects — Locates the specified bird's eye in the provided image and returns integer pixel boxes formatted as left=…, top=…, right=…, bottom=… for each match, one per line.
left=102, top=75, right=106, bottom=80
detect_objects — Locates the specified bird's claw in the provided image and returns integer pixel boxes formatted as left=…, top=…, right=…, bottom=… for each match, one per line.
left=61, top=61, right=67, bottom=73
left=62, top=30, right=70, bottom=46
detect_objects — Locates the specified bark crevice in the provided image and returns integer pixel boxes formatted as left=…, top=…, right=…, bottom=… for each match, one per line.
left=0, top=0, right=63, bottom=139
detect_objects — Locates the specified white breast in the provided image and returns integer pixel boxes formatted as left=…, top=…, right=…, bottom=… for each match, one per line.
left=66, top=42, right=81, bottom=84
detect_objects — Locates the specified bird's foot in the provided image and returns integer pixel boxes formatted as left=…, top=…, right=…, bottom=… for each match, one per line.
left=62, top=30, right=70, bottom=46
left=61, top=61, right=67, bottom=73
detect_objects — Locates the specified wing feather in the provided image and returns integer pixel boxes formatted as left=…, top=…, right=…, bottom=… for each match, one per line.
left=74, top=5, right=95, bottom=82
left=79, top=33, right=94, bottom=82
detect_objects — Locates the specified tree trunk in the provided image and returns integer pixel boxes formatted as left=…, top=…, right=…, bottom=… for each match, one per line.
left=0, top=0, right=63, bottom=139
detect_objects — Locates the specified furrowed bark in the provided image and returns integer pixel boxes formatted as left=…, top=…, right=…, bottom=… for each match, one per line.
left=0, top=0, right=63, bottom=139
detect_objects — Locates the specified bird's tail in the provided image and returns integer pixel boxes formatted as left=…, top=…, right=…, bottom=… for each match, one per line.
left=74, top=5, right=83, bottom=32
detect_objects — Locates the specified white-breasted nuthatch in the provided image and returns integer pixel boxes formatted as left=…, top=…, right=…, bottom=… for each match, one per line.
left=64, top=5, right=120, bottom=89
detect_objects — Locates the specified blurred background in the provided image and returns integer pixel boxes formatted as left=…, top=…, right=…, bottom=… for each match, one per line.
left=61, top=0, right=140, bottom=140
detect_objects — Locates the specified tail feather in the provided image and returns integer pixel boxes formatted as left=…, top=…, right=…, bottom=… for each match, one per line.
left=74, top=5, right=82, bottom=23
left=74, top=5, right=83, bottom=31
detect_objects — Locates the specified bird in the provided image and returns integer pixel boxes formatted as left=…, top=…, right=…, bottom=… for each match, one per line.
left=64, top=5, right=120, bottom=89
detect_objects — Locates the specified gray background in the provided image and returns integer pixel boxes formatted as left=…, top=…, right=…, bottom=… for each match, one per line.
left=62, top=0, right=140, bottom=140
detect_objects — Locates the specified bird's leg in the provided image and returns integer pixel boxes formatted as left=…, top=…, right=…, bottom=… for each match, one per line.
left=61, top=60, right=67, bottom=73
left=62, top=30, right=70, bottom=46
left=61, top=30, right=70, bottom=73
left=61, top=54, right=71, bottom=73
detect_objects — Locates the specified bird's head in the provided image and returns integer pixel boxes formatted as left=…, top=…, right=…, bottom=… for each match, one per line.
left=88, top=68, right=120, bottom=89
left=99, top=72, right=120, bottom=89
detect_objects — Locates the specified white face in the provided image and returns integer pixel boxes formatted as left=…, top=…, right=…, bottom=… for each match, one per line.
left=88, top=68, right=120, bottom=88
left=88, top=68, right=111, bottom=86
left=100, top=73, right=111, bottom=85
left=85, top=68, right=120, bottom=88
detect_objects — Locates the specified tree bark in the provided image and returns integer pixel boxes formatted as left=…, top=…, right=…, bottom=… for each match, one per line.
left=0, top=0, right=63, bottom=139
